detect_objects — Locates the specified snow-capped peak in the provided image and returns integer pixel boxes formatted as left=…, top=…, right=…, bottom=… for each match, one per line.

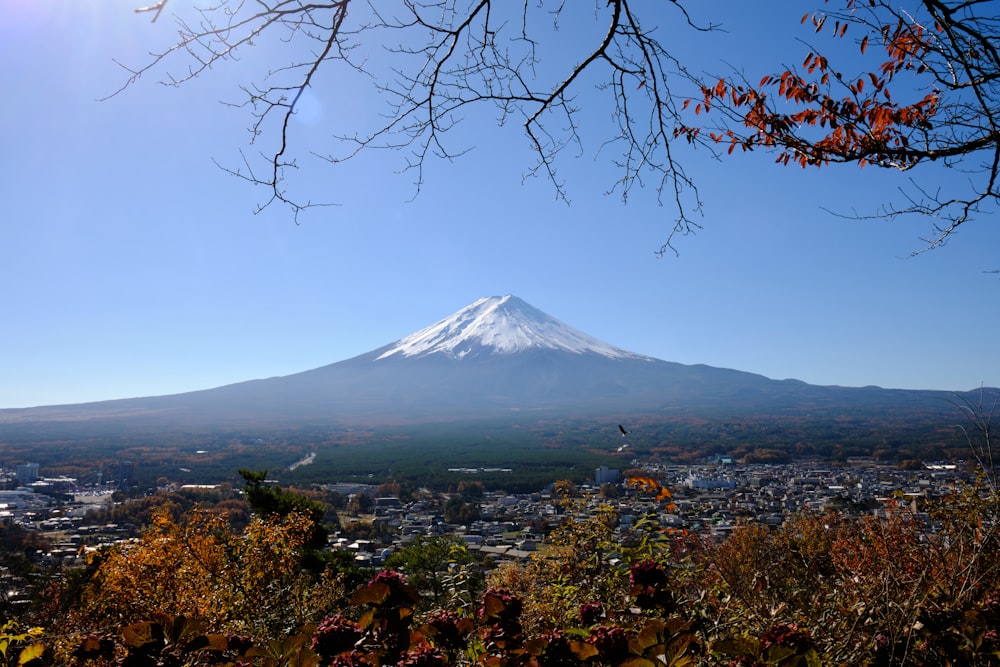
left=376, top=295, right=649, bottom=361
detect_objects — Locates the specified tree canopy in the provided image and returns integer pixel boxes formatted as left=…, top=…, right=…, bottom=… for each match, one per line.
left=119, top=0, right=998, bottom=253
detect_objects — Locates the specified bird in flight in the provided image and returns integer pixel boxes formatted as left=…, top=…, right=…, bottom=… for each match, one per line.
left=618, top=424, right=628, bottom=437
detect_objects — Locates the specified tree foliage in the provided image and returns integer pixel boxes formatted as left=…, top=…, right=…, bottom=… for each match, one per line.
left=685, top=0, right=1000, bottom=251
left=59, top=506, right=345, bottom=647
left=384, top=537, right=484, bottom=612
left=7, top=470, right=1000, bottom=665
left=239, top=469, right=333, bottom=550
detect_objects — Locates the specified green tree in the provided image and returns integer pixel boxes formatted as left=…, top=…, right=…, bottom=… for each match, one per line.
left=384, top=536, right=483, bottom=611
left=442, top=496, right=479, bottom=525
left=239, top=469, right=332, bottom=550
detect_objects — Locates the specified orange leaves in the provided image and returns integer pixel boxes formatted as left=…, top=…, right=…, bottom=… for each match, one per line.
left=626, top=476, right=676, bottom=510
left=878, top=19, right=931, bottom=77
left=679, top=17, right=940, bottom=174
left=676, top=0, right=950, bottom=175
left=803, top=52, right=829, bottom=75
left=802, top=11, right=849, bottom=37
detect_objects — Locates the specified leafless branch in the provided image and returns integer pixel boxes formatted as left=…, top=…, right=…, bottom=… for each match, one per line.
left=111, top=0, right=715, bottom=252
left=135, top=0, right=168, bottom=23
left=949, top=385, right=999, bottom=493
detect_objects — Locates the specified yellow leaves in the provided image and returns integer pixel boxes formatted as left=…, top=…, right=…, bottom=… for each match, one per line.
left=152, top=506, right=175, bottom=528
left=75, top=507, right=330, bottom=640
left=15, top=643, right=45, bottom=665
left=0, top=621, right=45, bottom=667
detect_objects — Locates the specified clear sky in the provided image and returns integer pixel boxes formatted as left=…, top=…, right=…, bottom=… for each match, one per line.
left=2, top=1, right=998, bottom=409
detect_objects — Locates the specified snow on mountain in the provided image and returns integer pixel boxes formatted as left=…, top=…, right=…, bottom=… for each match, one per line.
left=376, top=295, right=650, bottom=361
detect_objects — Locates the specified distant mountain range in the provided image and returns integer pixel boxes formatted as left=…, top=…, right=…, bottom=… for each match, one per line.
left=0, top=295, right=986, bottom=435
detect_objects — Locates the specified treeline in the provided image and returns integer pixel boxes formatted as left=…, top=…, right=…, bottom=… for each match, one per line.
left=1, top=407, right=975, bottom=493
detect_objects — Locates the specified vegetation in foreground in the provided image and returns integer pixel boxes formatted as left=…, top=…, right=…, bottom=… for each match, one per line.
left=3, top=472, right=1000, bottom=666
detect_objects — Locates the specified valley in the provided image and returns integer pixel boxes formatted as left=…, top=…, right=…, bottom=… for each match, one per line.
left=0, top=408, right=973, bottom=494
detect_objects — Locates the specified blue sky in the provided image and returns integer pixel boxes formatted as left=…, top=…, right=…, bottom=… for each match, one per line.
left=2, top=1, right=998, bottom=409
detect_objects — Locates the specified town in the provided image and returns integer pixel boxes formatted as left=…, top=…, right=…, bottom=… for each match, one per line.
left=0, top=455, right=972, bottom=607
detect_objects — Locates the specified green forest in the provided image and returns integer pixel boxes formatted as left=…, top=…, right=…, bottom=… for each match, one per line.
left=2, top=407, right=976, bottom=492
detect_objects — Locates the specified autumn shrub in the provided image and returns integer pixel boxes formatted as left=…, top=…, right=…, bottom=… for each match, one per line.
left=700, top=510, right=842, bottom=638
left=312, top=614, right=364, bottom=662
left=350, top=569, right=422, bottom=665
left=697, top=486, right=1000, bottom=665
left=419, top=610, right=474, bottom=658
left=485, top=504, right=642, bottom=635
left=54, top=506, right=347, bottom=649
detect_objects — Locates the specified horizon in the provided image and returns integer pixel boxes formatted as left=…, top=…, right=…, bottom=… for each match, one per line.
left=2, top=293, right=993, bottom=411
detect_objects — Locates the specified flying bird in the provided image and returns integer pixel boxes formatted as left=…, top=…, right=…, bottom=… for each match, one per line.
left=618, top=424, right=629, bottom=437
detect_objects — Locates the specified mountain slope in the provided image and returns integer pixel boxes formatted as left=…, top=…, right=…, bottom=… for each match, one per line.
left=0, top=295, right=975, bottom=433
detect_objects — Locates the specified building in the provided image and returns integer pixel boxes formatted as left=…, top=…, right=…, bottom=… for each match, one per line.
left=16, top=463, right=39, bottom=485
left=595, top=466, right=620, bottom=485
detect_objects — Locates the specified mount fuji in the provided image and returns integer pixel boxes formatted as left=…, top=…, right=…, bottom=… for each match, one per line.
left=374, top=295, right=647, bottom=361
left=0, top=295, right=964, bottom=432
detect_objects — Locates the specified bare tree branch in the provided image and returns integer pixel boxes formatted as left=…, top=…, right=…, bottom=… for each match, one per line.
left=118, top=1, right=997, bottom=253
left=115, top=0, right=714, bottom=252
left=949, top=385, right=999, bottom=493
left=135, top=0, right=168, bottom=23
